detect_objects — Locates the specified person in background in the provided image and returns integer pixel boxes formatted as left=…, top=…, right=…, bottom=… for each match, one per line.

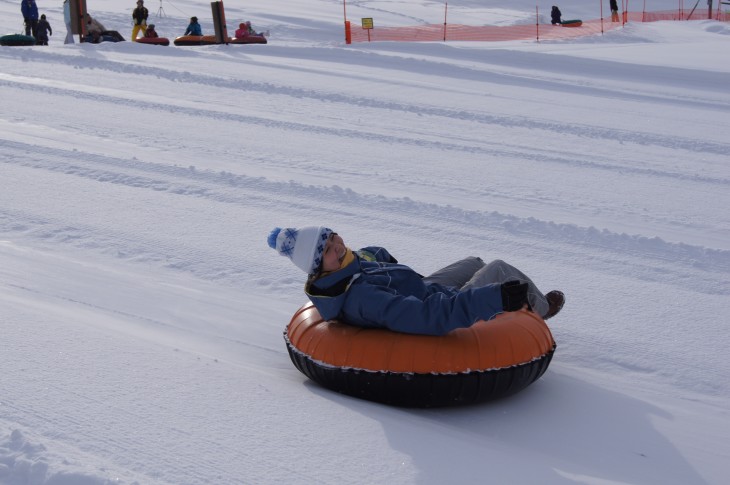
left=268, top=226, right=565, bottom=336
left=21, top=0, right=39, bottom=38
left=246, top=20, right=256, bottom=35
left=131, top=0, right=148, bottom=41
left=184, top=16, right=202, bottom=36
left=85, top=13, right=105, bottom=42
left=244, top=20, right=264, bottom=36
left=551, top=5, right=562, bottom=25
left=610, top=0, right=620, bottom=22
left=63, top=0, right=74, bottom=44
left=234, top=22, right=249, bottom=39
left=82, top=13, right=125, bottom=43
left=144, top=23, right=158, bottom=38
left=36, top=13, right=52, bottom=45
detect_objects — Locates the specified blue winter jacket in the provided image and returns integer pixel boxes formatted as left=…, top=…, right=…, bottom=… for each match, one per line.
left=305, top=247, right=504, bottom=336
left=21, top=0, right=38, bottom=20
left=184, top=22, right=202, bottom=36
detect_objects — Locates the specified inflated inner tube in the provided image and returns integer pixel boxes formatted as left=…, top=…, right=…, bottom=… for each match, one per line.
left=0, top=34, right=36, bottom=46
left=135, top=37, right=170, bottom=46
left=285, top=303, right=556, bottom=407
left=561, top=19, right=583, bottom=27
left=173, top=35, right=218, bottom=46
left=229, top=35, right=267, bottom=44
left=174, top=35, right=267, bottom=46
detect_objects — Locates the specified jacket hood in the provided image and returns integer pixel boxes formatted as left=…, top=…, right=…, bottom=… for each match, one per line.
left=305, top=254, right=361, bottom=320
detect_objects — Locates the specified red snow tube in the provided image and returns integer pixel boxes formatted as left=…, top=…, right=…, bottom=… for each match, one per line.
left=229, top=35, right=267, bottom=45
left=135, top=37, right=170, bottom=46
left=285, top=303, right=556, bottom=407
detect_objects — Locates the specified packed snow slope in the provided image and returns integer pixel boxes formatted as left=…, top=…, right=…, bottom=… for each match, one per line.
left=1, top=0, right=729, bottom=484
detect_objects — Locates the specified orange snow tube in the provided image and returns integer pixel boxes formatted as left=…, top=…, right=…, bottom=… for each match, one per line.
left=285, top=303, right=556, bottom=407
left=173, top=35, right=219, bottom=46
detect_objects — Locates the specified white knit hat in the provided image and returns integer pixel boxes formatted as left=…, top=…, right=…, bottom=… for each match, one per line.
left=268, top=226, right=333, bottom=275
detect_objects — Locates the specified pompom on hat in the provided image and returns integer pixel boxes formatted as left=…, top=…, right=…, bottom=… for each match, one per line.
left=268, top=226, right=333, bottom=275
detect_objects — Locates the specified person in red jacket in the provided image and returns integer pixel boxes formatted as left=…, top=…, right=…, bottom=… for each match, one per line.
left=234, top=22, right=249, bottom=39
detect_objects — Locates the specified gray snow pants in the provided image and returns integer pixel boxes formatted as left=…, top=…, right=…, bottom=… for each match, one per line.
left=423, top=256, right=549, bottom=317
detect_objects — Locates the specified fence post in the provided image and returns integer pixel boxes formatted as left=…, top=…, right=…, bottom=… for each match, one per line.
left=600, top=0, right=604, bottom=34
left=443, top=2, right=448, bottom=42
left=345, top=20, right=352, bottom=44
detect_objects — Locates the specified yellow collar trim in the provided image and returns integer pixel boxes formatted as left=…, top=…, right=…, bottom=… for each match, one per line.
left=319, top=248, right=354, bottom=278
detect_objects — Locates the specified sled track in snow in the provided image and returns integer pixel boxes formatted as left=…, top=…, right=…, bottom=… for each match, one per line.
left=0, top=354, right=333, bottom=485
left=2, top=78, right=728, bottom=194
left=2, top=139, right=728, bottom=296
left=2, top=45, right=728, bottom=296
left=2, top=56, right=730, bottom=161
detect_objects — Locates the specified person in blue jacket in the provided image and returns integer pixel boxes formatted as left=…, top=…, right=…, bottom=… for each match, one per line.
left=184, top=16, right=202, bottom=36
left=268, top=226, right=564, bottom=336
left=21, top=0, right=39, bottom=38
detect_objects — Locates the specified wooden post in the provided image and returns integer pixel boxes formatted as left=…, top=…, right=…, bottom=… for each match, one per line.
left=211, top=1, right=228, bottom=44
left=71, top=0, right=87, bottom=42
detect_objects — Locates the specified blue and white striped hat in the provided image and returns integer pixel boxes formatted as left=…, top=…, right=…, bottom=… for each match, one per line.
left=267, top=226, right=333, bottom=275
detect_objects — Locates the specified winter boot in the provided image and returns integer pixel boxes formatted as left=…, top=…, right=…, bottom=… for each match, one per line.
left=543, top=290, right=565, bottom=320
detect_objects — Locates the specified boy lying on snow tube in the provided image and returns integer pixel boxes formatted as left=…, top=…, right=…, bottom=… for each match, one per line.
left=268, top=226, right=565, bottom=336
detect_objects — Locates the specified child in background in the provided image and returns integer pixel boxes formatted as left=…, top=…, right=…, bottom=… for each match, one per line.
left=184, top=16, right=202, bottom=36
left=36, top=13, right=52, bottom=45
left=234, top=22, right=249, bottom=39
left=144, top=23, right=158, bottom=38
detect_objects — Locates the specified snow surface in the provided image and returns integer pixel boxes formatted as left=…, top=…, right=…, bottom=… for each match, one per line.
left=1, top=0, right=729, bottom=484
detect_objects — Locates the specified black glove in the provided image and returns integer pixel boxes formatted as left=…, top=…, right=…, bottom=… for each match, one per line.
left=501, top=280, right=530, bottom=312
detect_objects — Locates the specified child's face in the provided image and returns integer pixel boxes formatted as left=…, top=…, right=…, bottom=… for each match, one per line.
left=321, top=233, right=345, bottom=272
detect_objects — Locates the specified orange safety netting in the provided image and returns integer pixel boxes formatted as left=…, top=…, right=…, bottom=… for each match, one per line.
left=347, top=9, right=730, bottom=43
